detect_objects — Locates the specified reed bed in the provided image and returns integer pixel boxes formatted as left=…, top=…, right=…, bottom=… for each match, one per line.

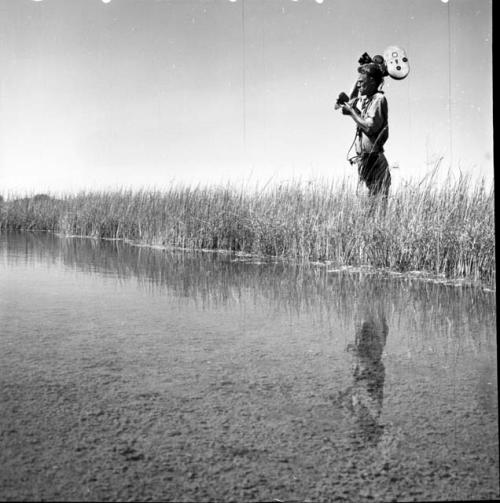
left=0, top=173, right=495, bottom=284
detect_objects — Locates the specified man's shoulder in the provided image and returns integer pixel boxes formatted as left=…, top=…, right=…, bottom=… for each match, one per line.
left=372, top=92, right=387, bottom=103
left=369, top=92, right=388, bottom=112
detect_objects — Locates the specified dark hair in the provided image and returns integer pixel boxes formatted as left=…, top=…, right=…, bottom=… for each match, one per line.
left=358, top=63, right=384, bottom=85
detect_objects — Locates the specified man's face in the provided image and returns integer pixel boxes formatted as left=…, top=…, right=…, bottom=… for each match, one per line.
left=357, top=73, right=378, bottom=96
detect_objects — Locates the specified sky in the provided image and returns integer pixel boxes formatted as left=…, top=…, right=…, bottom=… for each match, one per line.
left=0, top=0, right=493, bottom=195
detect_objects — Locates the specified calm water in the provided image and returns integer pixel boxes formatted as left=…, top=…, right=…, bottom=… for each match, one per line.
left=0, top=232, right=497, bottom=502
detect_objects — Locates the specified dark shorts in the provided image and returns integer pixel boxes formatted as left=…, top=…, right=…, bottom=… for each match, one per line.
left=357, top=152, right=391, bottom=197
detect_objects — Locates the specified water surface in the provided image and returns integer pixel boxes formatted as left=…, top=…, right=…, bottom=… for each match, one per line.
left=0, top=232, right=497, bottom=501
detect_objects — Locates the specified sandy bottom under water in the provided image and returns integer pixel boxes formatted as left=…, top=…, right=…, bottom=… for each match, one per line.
left=1, top=336, right=498, bottom=502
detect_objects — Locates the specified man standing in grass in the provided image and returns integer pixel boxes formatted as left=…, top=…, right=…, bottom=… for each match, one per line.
left=340, top=63, right=391, bottom=202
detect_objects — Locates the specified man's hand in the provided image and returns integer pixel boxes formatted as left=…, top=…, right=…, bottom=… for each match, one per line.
left=341, top=102, right=355, bottom=115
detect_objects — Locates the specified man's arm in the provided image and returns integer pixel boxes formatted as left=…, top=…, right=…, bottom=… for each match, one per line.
left=342, top=95, right=387, bottom=136
left=342, top=102, right=371, bottom=133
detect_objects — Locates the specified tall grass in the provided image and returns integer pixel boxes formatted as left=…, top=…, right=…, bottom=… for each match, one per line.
left=0, top=173, right=495, bottom=284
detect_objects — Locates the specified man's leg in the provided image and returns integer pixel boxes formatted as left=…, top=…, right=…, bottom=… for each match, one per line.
left=379, top=169, right=391, bottom=216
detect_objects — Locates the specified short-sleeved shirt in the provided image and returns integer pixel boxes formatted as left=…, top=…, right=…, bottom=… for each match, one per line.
left=352, top=92, right=388, bottom=155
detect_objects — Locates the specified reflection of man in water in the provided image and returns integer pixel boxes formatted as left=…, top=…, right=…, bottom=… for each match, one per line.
left=339, top=306, right=388, bottom=445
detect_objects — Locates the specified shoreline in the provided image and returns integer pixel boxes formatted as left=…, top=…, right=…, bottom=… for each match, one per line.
left=1, top=177, right=495, bottom=290
left=41, top=230, right=495, bottom=292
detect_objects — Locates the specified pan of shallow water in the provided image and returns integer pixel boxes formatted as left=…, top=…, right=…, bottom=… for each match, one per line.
left=0, top=232, right=497, bottom=502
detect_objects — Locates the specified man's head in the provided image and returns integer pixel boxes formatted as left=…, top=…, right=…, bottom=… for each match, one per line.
left=357, top=63, right=384, bottom=96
